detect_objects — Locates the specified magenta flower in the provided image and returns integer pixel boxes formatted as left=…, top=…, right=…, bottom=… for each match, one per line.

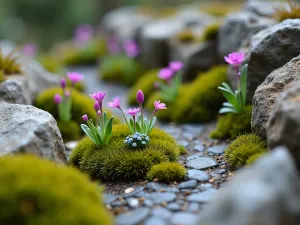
left=82, top=114, right=88, bottom=121
left=60, top=78, right=67, bottom=89
left=64, top=90, right=71, bottom=97
left=124, top=40, right=140, bottom=58
left=224, top=52, right=245, bottom=66
left=169, top=61, right=183, bottom=72
left=74, top=24, right=94, bottom=45
left=23, top=43, right=37, bottom=57
left=159, top=68, right=174, bottom=81
left=90, top=91, right=106, bottom=103
left=136, top=89, right=144, bottom=104
left=108, top=97, right=121, bottom=109
left=124, top=108, right=141, bottom=117
left=54, top=94, right=62, bottom=104
left=108, top=36, right=120, bottom=55
left=67, top=72, right=84, bottom=85
left=94, top=101, right=100, bottom=111
left=154, top=100, right=167, bottom=111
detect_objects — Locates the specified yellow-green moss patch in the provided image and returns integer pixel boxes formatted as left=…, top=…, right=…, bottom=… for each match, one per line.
left=147, top=162, right=186, bottom=183
left=57, top=120, right=81, bottom=142
left=201, top=23, right=220, bottom=42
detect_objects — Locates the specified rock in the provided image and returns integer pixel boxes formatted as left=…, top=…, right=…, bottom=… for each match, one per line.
left=141, top=19, right=184, bottom=69
left=151, top=207, right=173, bottom=220
left=104, top=194, right=118, bottom=204
left=183, top=124, right=204, bottom=134
left=210, top=169, right=227, bottom=178
left=178, top=180, right=198, bottom=189
left=178, top=140, right=189, bottom=148
left=187, top=153, right=204, bottom=160
left=116, top=207, right=150, bottom=225
left=244, top=0, right=284, bottom=17
left=267, top=81, right=300, bottom=166
left=170, top=212, right=198, bottom=225
left=246, top=19, right=300, bottom=101
left=0, top=103, right=67, bottom=164
left=123, top=186, right=144, bottom=198
left=207, top=144, right=228, bottom=154
left=146, top=182, right=168, bottom=192
left=200, top=183, right=214, bottom=191
left=146, top=192, right=176, bottom=204
left=167, top=202, right=181, bottom=211
left=127, top=198, right=139, bottom=208
left=194, top=144, right=205, bottom=152
left=175, top=7, right=215, bottom=27
left=0, top=78, right=31, bottom=104
left=186, top=157, right=218, bottom=170
left=187, top=189, right=218, bottom=203
left=144, top=217, right=168, bottom=225
left=197, top=147, right=300, bottom=225
left=218, top=11, right=275, bottom=57
left=187, top=170, right=210, bottom=182
left=187, top=202, right=200, bottom=213
left=252, top=55, right=300, bottom=139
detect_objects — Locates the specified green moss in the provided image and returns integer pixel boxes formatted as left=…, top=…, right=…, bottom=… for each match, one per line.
left=35, top=87, right=118, bottom=125
left=0, top=50, right=23, bottom=75
left=66, top=79, right=85, bottom=92
left=210, top=105, right=252, bottom=140
left=201, top=23, right=220, bottom=42
left=128, top=69, right=158, bottom=105
left=57, top=120, right=81, bottom=142
left=70, top=124, right=180, bottom=181
left=146, top=162, right=186, bottom=183
left=39, top=55, right=63, bottom=74
left=0, top=71, right=4, bottom=83
left=275, top=1, right=300, bottom=22
left=100, top=55, right=143, bottom=86
left=246, top=152, right=266, bottom=165
left=176, top=29, right=195, bottom=43
left=225, top=133, right=267, bottom=169
left=0, top=154, right=113, bottom=225
left=179, top=145, right=188, bottom=155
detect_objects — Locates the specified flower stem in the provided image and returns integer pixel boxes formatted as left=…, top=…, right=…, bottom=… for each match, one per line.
left=133, top=116, right=136, bottom=133
left=119, top=108, right=132, bottom=133
left=235, top=66, right=240, bottom=90
left=140, top=103, right=144, bottom=133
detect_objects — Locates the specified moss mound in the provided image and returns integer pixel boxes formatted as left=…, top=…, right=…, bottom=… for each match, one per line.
left=275, top=1, right=300, bottom=22
left=225, top=134, right=267, bottom=169
left=246, top=152, right=266, bottom=165
left=176, top=29, right=195, bottom=43
left=100, top=55, right=143, bottom=86
left=39, top=55, right=63, bottom=74
left=201, top=23, right=220, bottom=42
left=0, top=154, right=113, bottom=225
left=35, top=87, right=117, bottom=125
left=210, top=105, right=252, bottom=140
left=70, top=124, right=180, bottom=181
left=147, top=162, right=186, bottom=183
left=57, top=120, right=81, bottom=142
left=0, top=50, right=23, bottom=75
left=128, top=69, right=158, bottom=105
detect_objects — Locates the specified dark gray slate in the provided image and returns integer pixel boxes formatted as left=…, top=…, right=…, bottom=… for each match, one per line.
left=186, top=157, right=218, bottom=170
left=187, top=189, right=218, bottom=203
left=207, top=144, right=228, bottom=154
left=178, top=180, right=198, bottom=189
left=187, top=169, right=210, bottom=182
left=116, top=207, right=150, bottom=225
left=147, top=192, right=176, bottom=204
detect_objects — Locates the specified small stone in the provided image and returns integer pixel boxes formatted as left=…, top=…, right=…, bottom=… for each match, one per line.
left=200, top=183, right=214, bottom=190
left=183, top=124, right=204, bottom=134
left=151, top=207, right=173, bottom=220
left=127, top=198, right=139, bottom=208
left=65, top=141, right=78, bottom=150
left=187, top=170, right=210, bottom=182
left=111, top=200, right=126, bottom=207
left=144, top=217, right=168, bottom=225
left=104, top=194, right=118, bottom=204
left=178, top=140, right=189, bottom=148
left=125, top=187, right=134, bottom=194
left=147, top=192, right=176, bottom=204
left=116, top=207, right=150, bottom=225
left=143, top=199, right=153, bottom=207
left=194, top=144, right=205, bottom=152
left=207, top=144, right=228, bottom=154
left=165, top=187, right=180, bottom=193
left=210, top=169, right=227, bottom=178
left=170, top=212, right=198, bottom=225
left=186, top=153, right=204, bottom=160
left=146, top=182, right=168, bottom=192
left=187, top=202, right=200, bottom=213
left=178, top=180, right=198, bottom=189
left=123, top=186, right=144, bottom=198
left=167, top=202, right=181, bottom=211
left=186, top=157, right=218, bottom=170
left=187, top=189, right=218, bottom=203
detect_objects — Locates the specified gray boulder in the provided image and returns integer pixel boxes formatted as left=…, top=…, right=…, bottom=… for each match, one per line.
left=218, top=11, right=275, bottom=57
left=244, top=0, right=284, bottom=17
left=252, top=55, right=300, bottom=139
left=197, top=147, right=300, bottom=225
left=0, top=103, right=67, bottom=164
left=247, top=19, right=300, bottom=100
left=267, top=81, right=300, bottom=166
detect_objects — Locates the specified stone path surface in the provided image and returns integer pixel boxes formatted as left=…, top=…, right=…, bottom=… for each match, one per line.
left=66, top=66, right=233, bottom=225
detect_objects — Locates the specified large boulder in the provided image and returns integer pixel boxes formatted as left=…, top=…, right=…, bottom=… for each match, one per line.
left=218, top=11, right=275, bottom=57
left=0, top=103, right=67, bottom=164
left=267, top=81, right=300, bottom=167
left=246, top=19, right=300, bottom=100
left=197, top=147, right=300, bottom=225
left=252, top=55, right=300, bottom=139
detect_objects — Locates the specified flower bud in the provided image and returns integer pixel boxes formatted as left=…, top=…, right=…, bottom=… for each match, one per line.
left=136, top=89, right=144, bottom=104
left=94, top=101, right=100, bottom=111
left=82, top=114, right=88, bottom=121
left=54, top=94, right=62, bottom=104
left=60, top=78, right=67, bottom=89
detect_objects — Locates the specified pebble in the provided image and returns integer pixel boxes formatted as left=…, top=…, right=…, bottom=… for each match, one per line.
left=187, top=202, right=200, bottom=213
left=207, top=144, right=228, bottom=154
left=104, top=194, right=118, bottom=204
left=200, top=183, right=214, bottom=190
left=146, top=182, right=168, bottom=192
left=65, top=141, right=78, bottom=150
left=144, top=217, right=168, bottom=225
left=194, top=144, right=205, bottom=152
left=186, top=157, right=218, bottom=170
left=127, top=198, right=139, bottom=208
left=186, top=153, right=204, bottom=160
left=178, top=140, right=189, bottom=148
left=178, top=180, right=198, bottom=189
left=183, top=124, right=204, bottom=134
left=187, top=189, right=218, bottom=203
left=123, top=186, right=144, bottom=198
left=147, top=192, right=177, bottom=204
left=116, top=207, right=150, bottom=225
left=167, top=202, right=181, bottom=211
left=170, top=212, right=198, bottom=225
left=187, top=170, right=210, bottom=182
left=151, top=207, right=173, bottom=220
left=125, top=187, right=134, bottom=194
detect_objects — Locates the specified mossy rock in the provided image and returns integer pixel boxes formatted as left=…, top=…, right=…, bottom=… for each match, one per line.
left=0, top=154, right=113, bottom=225
left=70, top=124, right=180, bottom=181
left=225, top=133, right=267, bottom=169
left=128, top=69, right=159, bottom=106
left=57, top=120, right=81, bottom=142
left=210, top=105, right=252, bottom=140
left=35, top=87, right=118, bottom=125
left=99, top=55, right=143, bottom=86
left=147, top=162, right=186, bottom=183
left=201, top=23, right=220, bottom=42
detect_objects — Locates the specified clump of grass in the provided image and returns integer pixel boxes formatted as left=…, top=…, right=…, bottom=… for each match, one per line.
left=275, top=1, right=300, bottom=22
left=0, top=49, right=23, bottom=76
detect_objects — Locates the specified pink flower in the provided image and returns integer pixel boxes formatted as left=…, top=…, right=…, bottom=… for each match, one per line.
left=124, top=40, right=140, bottom=58
left=154, top=100, right=167, bottom=111
left=224, top=52, right=245, bottom=66
left=67, top=72, right=84, bottom=85
left=94, top=101, right=100, bottom=111
left=82, top=114, right=88, bottom=121
left=108, top=35, right=120, bottom=55
left=60, top=78, right=67, bottom=89
left=108, top=97, right=121, bottom=109
left=90, top=91, right=106, bottom=103
left=74, top=24, right=94, bottom=45
left=136, top=90, right=144, bottom=104
left=159, top=68, right=174, bottom=81
left=54, top=94, right=62, bottom=104
left=23, top=43, right=37, bottom=57
left=64, top=90, right=71, bottom=97
left=169, top=61, right=183, bottom=72
left=124, top=107, right=141, bottom=117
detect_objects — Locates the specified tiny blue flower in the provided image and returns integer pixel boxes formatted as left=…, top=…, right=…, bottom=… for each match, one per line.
left=142, top=141, right=146, bottom=145
left=129, top=138, right=133, bottom=142
left=124, top=140, right=127, bottom=143
left=145, top=137, right=150, bottom=141
left=127, top=139, right=132, bottom=144
left=133, top=135, right=137, bottom=139
left=137, top=137, right=142, bottom=140
left=132, top=143, right=137, bottom=147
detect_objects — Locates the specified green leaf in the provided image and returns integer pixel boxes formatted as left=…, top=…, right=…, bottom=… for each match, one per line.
left=219, top=87, right=239, bottom=109
left=136, top=122, right=141, bottom=133
left=147, top=117, right=157, bottom=135
left=129, top=118, right=134, bottom=133
left=103, top=117, right=114, bottom=144
left=240, top=64, right=248, bottom=105
left=221, top=82, right=235, bottom=95
left=103, top=112, right=108, bottom=127
left=222, top=102, right=234, bottom=108
left=219, top=107, right=238, bottom=114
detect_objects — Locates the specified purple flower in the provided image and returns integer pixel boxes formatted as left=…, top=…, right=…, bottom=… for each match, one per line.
left=54, top=94, right=62, bottom=104
left=60, top=78, right=67, bottom=89
left=108, top=97, right=121, bottom=109
left=169, top=61, right=183, bottom=72
left=108, top=35, right=120, bottom=55
left=94, top=101, right=100, bottom=111
left=158, top=68, right=174, bottom=81
left=224, top=52, right=245, bottom=66
left=124, top=107, right=141, bottom=117
left=90, top=91, right=106, bottom=103
left=136, top=89, right=144, bottom=104
left=67, top=72, right=84, bottom=85
left=82, top=114, right=88, bottom=121
left=23, top=43, right=37, bottom=57
left=124, top=40, right=140, bottom=58
left=64, top=90, right=71, bottom=97
left=74, top=24, right=94, bottom=45
left=154, top=100, right=167, bottom=111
